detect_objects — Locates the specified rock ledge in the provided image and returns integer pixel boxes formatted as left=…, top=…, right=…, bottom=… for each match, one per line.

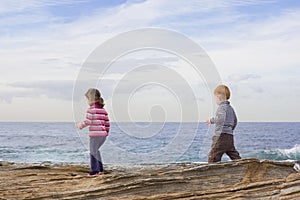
left=0, top=158, right=299, bottom=199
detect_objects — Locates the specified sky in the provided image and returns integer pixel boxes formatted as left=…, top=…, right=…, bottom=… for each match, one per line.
left=0, top=0, right=299, bottom=122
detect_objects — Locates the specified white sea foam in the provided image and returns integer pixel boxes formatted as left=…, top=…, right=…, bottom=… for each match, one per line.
left=257, top=144, right=300, bottom=161
left=278, top=144, right=300, bottom=156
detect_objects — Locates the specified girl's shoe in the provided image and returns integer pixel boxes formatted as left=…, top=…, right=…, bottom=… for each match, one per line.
left=88, top=171, right=99, bottom=176
left=98, top=171, right=104, bottom=175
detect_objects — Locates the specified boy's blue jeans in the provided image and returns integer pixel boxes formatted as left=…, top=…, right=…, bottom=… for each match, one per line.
left=90, top=136, right=106, bottom=172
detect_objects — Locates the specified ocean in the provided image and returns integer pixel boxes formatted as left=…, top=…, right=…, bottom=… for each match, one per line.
left=0, top=122, right=299, bottom=164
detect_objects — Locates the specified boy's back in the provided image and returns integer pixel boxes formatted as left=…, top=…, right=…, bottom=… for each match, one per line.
left=211, top=101, right=237, bottom=135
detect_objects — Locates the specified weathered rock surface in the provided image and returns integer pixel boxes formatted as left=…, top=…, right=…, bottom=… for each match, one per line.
left=0, top=158, right=299, bottom=199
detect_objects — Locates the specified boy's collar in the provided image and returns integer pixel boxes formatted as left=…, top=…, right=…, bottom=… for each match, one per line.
left=220, top=100, right=230, bottom=105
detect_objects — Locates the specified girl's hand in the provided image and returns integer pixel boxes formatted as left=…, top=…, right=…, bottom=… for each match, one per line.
left=75, top=122, right=81, bottom=129
left=205, top=119, right=211, bottom=125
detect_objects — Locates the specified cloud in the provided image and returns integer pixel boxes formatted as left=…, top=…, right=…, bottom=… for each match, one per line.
left=2, top=80, right=74, bottom=102
left=0, top=0, right=83, bottom=14
left=0, top=0, right=299, bottom=121
left=1, top=79, right=122, bottom=103
left=227, top=73, right=261, bottom=82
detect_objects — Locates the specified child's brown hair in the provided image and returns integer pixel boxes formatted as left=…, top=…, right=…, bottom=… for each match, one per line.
left=85, top=88, right=105, bottom=108
left=214, top=85, right=230, bottom=100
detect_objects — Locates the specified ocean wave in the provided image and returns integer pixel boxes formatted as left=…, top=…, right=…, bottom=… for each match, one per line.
left=255, top=145, right=300, bottom=161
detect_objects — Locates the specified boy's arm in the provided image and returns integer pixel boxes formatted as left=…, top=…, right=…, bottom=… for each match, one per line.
left=232, top=110, right=238, bottom=130
left=212, top=106, right=226, bottom=126
left=210, top=117, right=215, bottom=124
left=210, top=106, right=224, bottom=124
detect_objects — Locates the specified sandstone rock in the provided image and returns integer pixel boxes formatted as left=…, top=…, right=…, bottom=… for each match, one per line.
left=0, top=158, right=299, bottom=199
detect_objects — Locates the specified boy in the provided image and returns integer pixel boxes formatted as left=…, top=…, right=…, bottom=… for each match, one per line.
left=206, top=85, right=241, bottom=163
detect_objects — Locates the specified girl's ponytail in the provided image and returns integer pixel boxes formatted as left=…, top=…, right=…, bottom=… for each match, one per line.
left=85, top=88, right=105, bottom=108
left=99, top=97, right=105, bottom=108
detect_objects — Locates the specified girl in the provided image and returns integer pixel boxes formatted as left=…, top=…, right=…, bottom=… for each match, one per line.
left=76, top=88, right=110, bottom=176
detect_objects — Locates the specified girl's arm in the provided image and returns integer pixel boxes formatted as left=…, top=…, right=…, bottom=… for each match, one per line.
left=105, top=113, right=110, bottom=133
left=77, top=120, right=89, bottom=129
left=76, top=110, right=91, bottom=129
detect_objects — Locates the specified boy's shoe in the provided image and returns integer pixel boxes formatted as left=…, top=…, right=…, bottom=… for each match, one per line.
left=88, top=171, right=99, bottom=176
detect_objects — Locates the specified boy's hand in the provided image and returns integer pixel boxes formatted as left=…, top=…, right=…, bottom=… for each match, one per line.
left=205, top=119, right=211, bottom=125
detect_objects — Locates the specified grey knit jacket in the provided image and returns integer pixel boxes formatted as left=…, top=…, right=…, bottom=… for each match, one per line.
left=210, top=101, right=237, bottom=135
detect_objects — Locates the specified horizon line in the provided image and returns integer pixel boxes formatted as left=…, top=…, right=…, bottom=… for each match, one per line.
left=0, top=121, right=299, bottom=123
